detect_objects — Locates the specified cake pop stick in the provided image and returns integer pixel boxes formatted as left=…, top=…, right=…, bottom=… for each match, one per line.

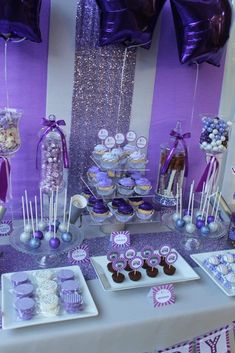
left=205, top=196, right=211, bottom=225
left=28, top=201, right=41, bottom=249
left=40, top=188, right=43, bottom=223
left=38, top=188, right=46, bottom=231
left=20, top=196, right=31, bottom=243
left=172, top=183, right=180, bottom=221
left=214, top=192, right=222, bottom=222
left=175, top=187, right=185, bottom=228
left=179, top=187, right=182, bottom=219
left=186, top=193, right=196, bottom=233
left=197, top=182, right=205, bottom=217
left=35, top=196, right=38, bottom=230
left=24, top=190, right=32, bottom=233
left=212, top=188, right=219, bottom=216
left=191, top=193, right=194, bottom=223
left=44, top=193, right=54, bottom=241
left=53, top=202, right=56, bottom=238
left=209, top=192, right=221, bottom=233
left=29, top=201, right=35, bottom=236
left=183, top=181, right=194, bottom=223
left=59, top=187, right=67, bottom=233
left=67, top=197, right=72, bottom=233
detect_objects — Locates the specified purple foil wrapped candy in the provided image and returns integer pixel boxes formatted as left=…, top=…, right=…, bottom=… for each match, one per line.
left=11, top=272, right=29, bottom=287
left=14, top=283, right=34, bottom=299
left=57, top=269, right=75, bottom=283
left=14, top=297, right=36, bottom=321
left=62, top=293, right=84, bottom=313
left=60, top=280, right=81, bottom=296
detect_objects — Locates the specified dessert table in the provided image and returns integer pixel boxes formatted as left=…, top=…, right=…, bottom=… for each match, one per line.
left=0, top=219, right=235, bottom=353
left=0, top=268, right=235, bottom=353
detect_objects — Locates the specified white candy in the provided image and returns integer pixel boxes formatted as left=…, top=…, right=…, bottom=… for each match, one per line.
left=183, top=215, right=191, bottom=224
left=213, top=119, right=218, bottom=124
left=213, top=129, right=218, bottom=134
left=213, top=146, right=219, bottom=152
left=227, top=121, right=232, bottom=126
left=221, top=136, right=226, bottom=141
left=44, top=231, right=54, bottom=241
left=208, top=256, right=220, bottom=265
left=172, top=213, right=180, bottom=221
left=216, top=140, right=221, bottom=145
left=217, top=264, right=229, bottom=275
left=202, top=141, right=207, bottom=147
left=209, top=133, right=214, bottom=139
left=20, top=232, right=31, bottom=243
left=209, top=222, right=218, bottom=232
left=222, top=254, right=234, bottom=263
left=225, top=272, right=235, bottom=284
left=211, top=141, right=216, bottom=147
left=186, top=223, right=196, bottom=233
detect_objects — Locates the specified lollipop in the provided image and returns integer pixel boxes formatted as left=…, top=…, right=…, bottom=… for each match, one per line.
left=209, top=192, right=221, bottom=233
left=28, top=201, right=41, bottom=249
left=183, top=181, right=194, bottom=224
left=49, top=192, right=61, bottom=249
left=33, top=196, right=43, bottom=240
left=20, top=196, right=31, bottom=243
left=185, top=193, right=196, bottom=234
left=172, top=183, right=180, bottom=221
left=24, top=190, right=32, bottom=233
left=45, top=192, right=54, bottom=241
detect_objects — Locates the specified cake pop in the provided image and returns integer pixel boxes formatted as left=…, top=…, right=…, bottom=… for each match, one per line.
left=183, top=181, right=194, bottom=224
left=172, top=183, right=180, bottom=221
left=175, top=187, right=185, bottom=228
left=38, top=188, right=46, bottom=231
left=186, top=193, right=196, bottom=233
left=20, top=196, right=31, bottom=243
left=49, top=192, right=61, bottom=249
left=28, top=201, right=41, bottom=249
left=209, top=192, right=221, bottom=233
left=195, top=182, right=205, bottom=218
left=59, top=187, right=67, bottom=233
left=61, top=197, right=73, bottom=243
left=200, top=195, right=210, bottom=236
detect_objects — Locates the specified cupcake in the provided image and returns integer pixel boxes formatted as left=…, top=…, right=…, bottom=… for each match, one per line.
left=94, top=171, right=108, bottom=183
left=101, top=152, right=119, bottom=169
left=82, top=188, right=93, bottom=199
left=136, top=202, right=154, bottom=220
left=127, top=150, right=147, bottom=169
left=116, top=203, right=134, bottom=223
left=128, top=197, right=144, bottom=207
left=112, top=272, right=125, bottom=283
left=91, top=201, right=111, bottom=222
left=164, top=264, right=176, bottom=276
left=87, top=195, right=98, bottom=209
left=128, top=171, right=143, bottom=180
left=135, top=178, right=152, bottom=195
left=112, top=147, right=126, bottom=165
left=87, top=165, right=100, bottom=182
left=96, top=178, right=115, bottom=196
left=123, top=144, right=137, bottom=157
left=111, top=198, right=126, bottom=210
left=117, top=177, right=135, bottom=196
left=129, top=271, right=141, bottom=281
left=92, top=144, right=108, bottom=160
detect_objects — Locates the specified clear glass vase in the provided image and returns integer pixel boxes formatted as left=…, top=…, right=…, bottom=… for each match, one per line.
left=0, top=108, right=22, bottom=156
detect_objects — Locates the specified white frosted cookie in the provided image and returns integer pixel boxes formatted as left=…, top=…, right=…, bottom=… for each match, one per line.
left=225, top=272, right=235, bottom=286
left=222, top=253, right=234, bottom=263
left=34, top=270, right=53, bottom=284
left=208, top=256, right=220, bottom=266
left=37, top=280, right=57, bottom=296
left=39, top=294, right=59, bottom=316
left=217, top=264, right=229, bottom=275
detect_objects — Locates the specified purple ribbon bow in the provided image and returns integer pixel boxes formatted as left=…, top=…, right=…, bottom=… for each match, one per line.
left=36, top=117, right=69, bottom=169
left=196, top=155, right=219, bottom=192
left=161, top=130, right=191, bottom=177
left=0, top=157, right=10, bottom=203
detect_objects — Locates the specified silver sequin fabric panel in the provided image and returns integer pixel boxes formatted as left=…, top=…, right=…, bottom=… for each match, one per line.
left=68, top=0, right=137, bottom=196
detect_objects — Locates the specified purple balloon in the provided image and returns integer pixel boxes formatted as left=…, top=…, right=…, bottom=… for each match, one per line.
left=170, top=0, right=232, bottom=66
left=0, top=0, right=42, bottom=42
left=96, top=0, right=166, bottom=48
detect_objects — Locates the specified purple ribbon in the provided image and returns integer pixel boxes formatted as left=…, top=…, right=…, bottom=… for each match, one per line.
left=36, top=117, right=69, bottom=169
left=161, top=130, right=191, bottom=177
left=0, top=157, right=10, bottom=203
left=196, top=155, right=219, bottom=192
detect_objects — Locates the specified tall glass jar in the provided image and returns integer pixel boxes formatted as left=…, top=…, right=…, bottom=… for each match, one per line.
left=0, top=108, right=22, bottom=156
left=155, top=121, right=186, bottom=207
left=39, top=116, right=65, bottom=194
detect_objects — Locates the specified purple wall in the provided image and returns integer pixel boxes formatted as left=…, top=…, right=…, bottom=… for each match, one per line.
left=148, top=3, right=225, bottom=187
left=0, top=1, right=50, bottom=208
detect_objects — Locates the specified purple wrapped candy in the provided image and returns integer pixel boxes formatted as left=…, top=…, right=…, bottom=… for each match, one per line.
left=14, top=297, right=36, bottom=321
left=14, top=283, right=34, bottom=299
left=62, top=293, right=84, bottom=313
left=11, top=272, right=29, bottom=287
left=60, top=280, right=81, bottom=295
left=57, top=269, right=75, bottom=283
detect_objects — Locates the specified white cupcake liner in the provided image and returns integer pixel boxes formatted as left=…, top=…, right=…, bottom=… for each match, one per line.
left=91, top=212, right=113, bottom=223
left=115, top=213, right=134, bottom=223
left=100, top=160, right=120, bottom=170
left=96, top=186, right=116, bottom=196
left=117, top=186, right=134, bottom=196
left=134, top=186, right=152, bottom=195
left=136, top=210, right=154, bottom=220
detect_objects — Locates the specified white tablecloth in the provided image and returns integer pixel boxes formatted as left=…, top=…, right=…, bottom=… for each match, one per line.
left=1, top=268, right=235, bottom=353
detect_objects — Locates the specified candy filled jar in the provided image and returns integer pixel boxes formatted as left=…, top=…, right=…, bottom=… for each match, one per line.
left=38, top=115, right=69, bottom=194
left=0, top=109, right=22, bottom=156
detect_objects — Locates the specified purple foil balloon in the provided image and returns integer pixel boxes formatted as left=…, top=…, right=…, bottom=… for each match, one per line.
left=96, top=0, right=166, bottom=48
left=170, top=0, right=232, bottom=66
left=0, top=0, right=42, bottom=42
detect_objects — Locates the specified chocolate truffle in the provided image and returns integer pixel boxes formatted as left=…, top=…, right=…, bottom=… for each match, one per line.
left=128, top=271, right=142, bottom=281
left=124, top=262, right=132, bottom=272
left=164, top=264, right=176, bottom=276
left=159, top=256, right=166, bottom=267
left=112, top=272, right=125, bottom=283
left=142, top=259, right=151, bottom=270
left=146, top=268, right=158, bottom=278
left=107, top=262, right=115, bottom=273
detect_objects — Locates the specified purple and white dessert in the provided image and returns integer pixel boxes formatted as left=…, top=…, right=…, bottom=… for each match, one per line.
left=35, top=269, right=53, bottom=284
left=82, top=188, right=93, bottom=199
left=128, top=197, right=143, bottom=207
left=96, top=178, right=115, bottom=196
left=62, top=293, right=84, bottom=313
left=87, top=166, right=100, bottom=182
left=101, top=152, right=119, bottom=169
left=57, top=269, right=75, bottom=283
left=136, top=202, right=154, bottom=220
left=87, top=195, right=98, bottom=208
left=127, top=150, right=147, bottom=169
left=91, top=201, right=110, bottom=222
left=39, top=294, right=59, bottom=316
left=118, top=177, right=135, bottom=196
left=135, top=178, right=152, bottom=195
left=111, top=198, right=126, bottom=210
left=60, top=280, right=81, bottom=296
left=123, top=144, right=137, bottom=156
left=116, top=203, right=134, bottom=223
left=92, top=144, right=108, bottom=160
left=37, top=280, right=58, bottom=296
left=14, top=283, right=34, bottom=299
left=222, top=253, right=235, bottom=264
left=95, top=171, right=108, bottom=183
left=128, top=171, right=142, bottom=180
left=14, top=297, right=35, bottom=320
left=11, top=272, right=29, bottom=287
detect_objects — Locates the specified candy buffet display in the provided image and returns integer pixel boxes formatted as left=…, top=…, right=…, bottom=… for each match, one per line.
left=1, top=266, right=98, bottom=329
left=162, top=180, right=227, bottom=239
left=191, top=250, right=235, bottom=296
left=155, top=121, right=190, bottom=207
left=0, top=109, right=22, bottom=156
left=91, top=245, right=200, bottom=291
left=37, top=115, right=69, bottom=194
left=197, top=116, right=232, bottom=193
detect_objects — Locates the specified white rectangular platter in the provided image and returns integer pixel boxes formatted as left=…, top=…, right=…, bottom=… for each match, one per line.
left=91, top=249, right=200, bottom=291
left=1, top=266, right=98, bottom=330
left=191, top=249, right=235, bottom=296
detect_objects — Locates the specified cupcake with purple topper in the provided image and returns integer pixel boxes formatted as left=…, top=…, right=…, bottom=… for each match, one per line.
left=91, top=201, right=111, bottom=222
left=128, top=197, right=143, bottom=207
left=101, top=151, right=119, bottom=169
left=87, top=165, right=100, bottom=182
left=127, top=150, right=147, bottom=169
left=136, top=202, right=154, bottom=220
left=108, top=198, right=126, bottom=213
left=134, top=177, right=152, bottom=195
left=96, top=178, right=115, bottom=196
left=92, top=144, right=108, bottom=161
left=117, top=177, right=135, bottom=196
left=116, top=203, right=134, bottom=223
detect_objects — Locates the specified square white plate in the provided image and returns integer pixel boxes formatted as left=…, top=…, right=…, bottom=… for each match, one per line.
left=1, top=266, right=98, bottom=329
left=91, top=249, right=200, bottom=291
left=191, top=250, right=235, bottom=296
